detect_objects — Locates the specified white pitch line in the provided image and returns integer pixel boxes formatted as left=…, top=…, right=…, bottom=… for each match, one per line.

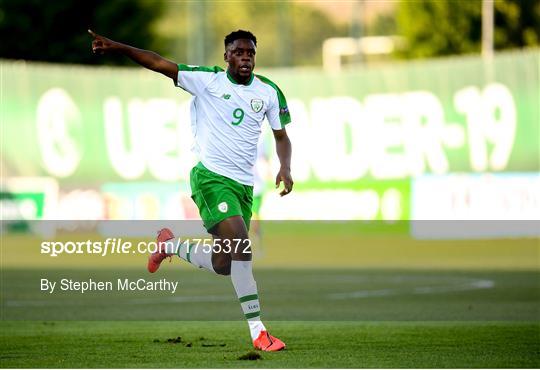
left=4, top=294, right=234, bottom=307
left=128, top=295, right=233, bottom=304
left=328, top=278, right=495, bottom=300
left=4, top=279, right=496, bottom=307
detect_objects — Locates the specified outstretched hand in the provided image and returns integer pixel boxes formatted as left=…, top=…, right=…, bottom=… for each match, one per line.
left=275, top=168, right=293, bottom=197
left=88, top=29, right=117, bottom=55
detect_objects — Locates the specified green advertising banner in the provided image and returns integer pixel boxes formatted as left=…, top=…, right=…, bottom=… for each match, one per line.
left=1, top=50, right=539, bottom=220
left=2, top=50, right=539, bottom=185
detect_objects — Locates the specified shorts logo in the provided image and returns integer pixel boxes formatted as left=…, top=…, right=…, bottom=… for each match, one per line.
left=251, top=99, right=264, bottom=113
left=218, top=202, right=228, bottom=213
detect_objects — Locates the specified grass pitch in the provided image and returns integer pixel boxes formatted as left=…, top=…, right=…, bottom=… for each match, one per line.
left=1, top=268, right=539, bottom=368
left=1, top=229, right=539, bottom=367
left=1, top=321, right=538, bottom=368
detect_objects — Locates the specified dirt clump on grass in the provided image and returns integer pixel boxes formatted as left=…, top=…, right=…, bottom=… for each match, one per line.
left=238, top=351, right=262, bottom=360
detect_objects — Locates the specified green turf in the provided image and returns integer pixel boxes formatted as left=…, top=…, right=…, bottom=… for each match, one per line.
left=1, top=268, right=539, bottom=367
left=1, top=229, right=539, bottom=367
left=1, top=321, right=538, bottom=368
left=2, top=269, right=539, bottom=321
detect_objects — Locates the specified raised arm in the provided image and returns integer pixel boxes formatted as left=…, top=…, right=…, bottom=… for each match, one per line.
left=88, top=29, right=178, bottom=82
left=273, top=128, right=293, bottom=196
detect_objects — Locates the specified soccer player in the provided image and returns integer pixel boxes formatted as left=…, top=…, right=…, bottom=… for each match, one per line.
left=89, top=29, right=293, bottom=351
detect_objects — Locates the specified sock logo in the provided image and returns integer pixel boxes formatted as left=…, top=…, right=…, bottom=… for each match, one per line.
left=218, top=202, right=228, bottom=213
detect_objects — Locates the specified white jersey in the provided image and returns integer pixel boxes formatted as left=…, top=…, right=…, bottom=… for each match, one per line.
left=175, top=64, right=291, bottom=185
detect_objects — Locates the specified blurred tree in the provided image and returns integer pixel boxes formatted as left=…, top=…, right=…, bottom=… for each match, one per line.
left=155, top=0, right=346, bottom=68
left=0, top=0, right=166, bottom=65
left=494, top=0, right=540, bottom=47
left=0, top=0, right=346, bottom=67
left=290, top=2, right=346, bottom=66
left=397, top=0, right=540, bottom=59
left=367, top=13, right=397, bottom=36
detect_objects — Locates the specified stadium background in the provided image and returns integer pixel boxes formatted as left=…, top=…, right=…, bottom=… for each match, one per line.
left=1, top=0, right=539, bottom=368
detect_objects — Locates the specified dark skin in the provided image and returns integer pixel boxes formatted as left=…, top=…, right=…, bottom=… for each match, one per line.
left=224, top=39, right=256, bottom=85
left=88, top=30, right=293, bottom=274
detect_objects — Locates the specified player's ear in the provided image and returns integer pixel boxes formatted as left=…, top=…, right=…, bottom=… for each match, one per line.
left=223, top=51, right=228, bottom=62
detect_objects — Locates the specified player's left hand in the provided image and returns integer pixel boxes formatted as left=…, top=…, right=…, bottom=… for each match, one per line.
left=275, top=168, right=293, bottom=197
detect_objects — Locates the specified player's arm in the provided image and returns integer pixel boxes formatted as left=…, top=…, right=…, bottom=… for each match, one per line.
left=88, top=29, right=178, bottom=83
left=272, top=128, right=293, bottom=196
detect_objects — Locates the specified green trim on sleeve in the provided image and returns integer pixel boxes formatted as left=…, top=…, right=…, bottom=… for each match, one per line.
left=178, top=64, right=224, bottom=73
left=255, top=74, right=291, bottom=128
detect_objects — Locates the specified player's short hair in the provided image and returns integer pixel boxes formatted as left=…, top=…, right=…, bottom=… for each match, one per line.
left=224, top=30, right=257, bottom=48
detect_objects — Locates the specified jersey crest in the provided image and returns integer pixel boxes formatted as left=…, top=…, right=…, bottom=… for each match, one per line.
left=250, top=99, right=264, bottom=113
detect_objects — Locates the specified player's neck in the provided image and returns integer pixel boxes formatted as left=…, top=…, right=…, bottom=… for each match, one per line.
left=226, top=69, right=253, bottom=86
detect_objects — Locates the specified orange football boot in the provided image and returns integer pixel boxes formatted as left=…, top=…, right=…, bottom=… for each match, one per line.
left=147, top=228, right=175, bottom=273
left=253, top=330, right=286, bottom=352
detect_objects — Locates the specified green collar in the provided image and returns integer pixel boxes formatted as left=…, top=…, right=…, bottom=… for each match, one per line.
left=226, top=70, right=254, bottom=86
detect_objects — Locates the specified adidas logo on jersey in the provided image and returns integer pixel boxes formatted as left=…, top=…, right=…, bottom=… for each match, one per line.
left=222, top=94, right=231, bottom=100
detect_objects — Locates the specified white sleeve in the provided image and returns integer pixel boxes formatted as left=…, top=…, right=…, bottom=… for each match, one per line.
left=265, top=92, right=283, bottom=130
left=175, top=64, right=222, bottom=96
left=258, top=76, right=291, bottom=130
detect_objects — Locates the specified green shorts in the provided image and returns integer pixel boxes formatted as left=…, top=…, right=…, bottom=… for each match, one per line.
left=190, top=162, right=253, bottom=232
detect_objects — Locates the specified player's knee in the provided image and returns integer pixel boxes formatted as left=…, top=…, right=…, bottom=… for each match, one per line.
left=212, top=253, right=231, bottom=275
left=213, top=259, right=231, bottom=275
